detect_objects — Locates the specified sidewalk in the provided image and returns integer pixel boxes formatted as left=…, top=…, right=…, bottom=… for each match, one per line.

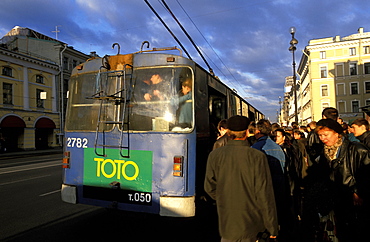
left=0, top=147, right=63, bottom=160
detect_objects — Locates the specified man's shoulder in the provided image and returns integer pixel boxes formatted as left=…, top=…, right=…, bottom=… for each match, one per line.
left=251, top=137, right=266, bottom=150
left=265, top=137, right=280, bottom=147
left=363, top=131, right=370, bottom=139
left=212, top=140, right=261, bottom=153
left=253, top=136, right=279, bottom=149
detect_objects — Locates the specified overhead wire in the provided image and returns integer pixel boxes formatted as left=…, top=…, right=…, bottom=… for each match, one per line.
left=175, top=0, right=250, bottom=97
left=160, top=0, right=214, bottom=75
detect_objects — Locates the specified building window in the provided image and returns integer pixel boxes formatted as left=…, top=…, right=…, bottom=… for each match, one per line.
left=350, top=47, right=356, bottom=56
left=320, top=66, right=327, bottom=78
left=352, top=100, right=359, bottom=113
left=322, top=102, right=329, bottom=111
left=36, top=89, right=44, bottom=108
left=366, top=99, right=370, bottom=106
left=320, top=51, right=326, bottom=59
left=364, top=46, right=370, bottom=54
left=365, top=82, right=370, bottom=93
left=337, top=83, right=345, bottom=95
left=63, top=57, right=69, bottom=70
left=338, top=101, right=346, bottom=113
left=351, top=82, right=359, bottom=94
left=36, top=74, right=44, bottom=84
left=2, top=66, right=12, bottom=77
left=365, top=63, right=370, bottom=74
left=335, top=63, right=344, bottom=76
left=3, top=83, right=13, bottom=104
left=350, top=62, right=357, bottom=75
left=321, top=84, right=329, bottom=96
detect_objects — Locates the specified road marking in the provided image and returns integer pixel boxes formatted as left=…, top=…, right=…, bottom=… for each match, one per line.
left=39, top=189, right=61, bottom=197
left=0, top=161, right=60, bottom=175
left=0, top=175, right=51, bottom=186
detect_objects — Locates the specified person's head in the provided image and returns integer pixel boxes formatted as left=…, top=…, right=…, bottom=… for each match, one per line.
left=308, top=121, right=317, bottom=130
left=322, top=107, right=339, bottom=120
left=285, top=127, right=293, bottom=135
left=348, top=125, right=355, bottom=134
left=248, top=121, right=256, bottom=136
left=338, top=117, right=343, bottom=125
left=342, top=123, right=349, bottom=134
left=291, top=122, right=299, bottom=129
left=351, top=118, right=369, bottom=137
left=226, top=115, right=251, bottom=140
left=271, top=123, right=280, bottom=132
left=256, top=119, right=272, bottom=136
left=217, top=119, right=228, bottom=137
left=299, top=125, right=308, bottom=133
left=150, top=74, right=163, bottom=84
left=316, top=119, right=343, bottom=146
left=273, top=128, right=288, bottom=145
left=293, top=129, right=303, bottom=139
left=181, top=79, right=192, bottom=95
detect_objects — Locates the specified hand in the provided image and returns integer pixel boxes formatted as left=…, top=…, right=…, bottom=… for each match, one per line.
left=153, top=90, right=164, bottom=100
left=144, top=93, right=152, bottom=101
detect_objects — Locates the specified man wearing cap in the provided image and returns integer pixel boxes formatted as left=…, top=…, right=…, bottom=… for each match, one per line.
left=204, top=115, right=278, bottom=242
left=307, top=118, right=370, bottom=241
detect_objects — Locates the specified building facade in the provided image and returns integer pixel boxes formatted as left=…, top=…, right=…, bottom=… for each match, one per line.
left=292, top=27, right=370, bottom=125
left=0, top=47, right=59, bottom=150
left=0, top=26, right=91, bottom=150
left=281, top=76, right=294, bottom=126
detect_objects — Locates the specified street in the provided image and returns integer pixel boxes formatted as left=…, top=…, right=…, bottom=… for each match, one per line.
left=0, top=153, right=219, bottom=242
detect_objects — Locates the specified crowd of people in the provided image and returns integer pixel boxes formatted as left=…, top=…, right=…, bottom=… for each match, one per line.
left=204, top=107, right=370, bottom=242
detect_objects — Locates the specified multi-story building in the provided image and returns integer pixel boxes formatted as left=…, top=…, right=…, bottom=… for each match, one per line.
left=282, top=76, right=294, bottom=126
left=296, top=27, right=370, bottom=125
left=0, top=26, right=92, bottom=151
left=0, top=47, right=59, bottom=151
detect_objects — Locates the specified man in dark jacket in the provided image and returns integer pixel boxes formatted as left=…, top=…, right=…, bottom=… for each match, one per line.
left=351, top=118, right=370, bottom=149
left=205, top=115, right=278, bottom=241
left=307, top=121, right=322, bottom=162
left=251, top=119, right=287, bottom=236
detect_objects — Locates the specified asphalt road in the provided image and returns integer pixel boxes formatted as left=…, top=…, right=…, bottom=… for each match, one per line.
left=0, top=153, right=220, bottom=242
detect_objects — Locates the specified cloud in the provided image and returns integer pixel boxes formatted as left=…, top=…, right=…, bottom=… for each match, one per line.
left=1, top=0, right=370, bottom=121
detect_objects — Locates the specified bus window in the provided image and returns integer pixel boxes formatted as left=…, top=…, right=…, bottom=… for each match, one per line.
left=129, top=67, right=193, bottom=132
left=65, top=67, right=194, bottom=132
left=65, top=74, right=114, bottom=131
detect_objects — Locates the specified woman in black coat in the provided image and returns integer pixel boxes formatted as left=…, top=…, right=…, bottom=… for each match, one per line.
left=304, top=119, right=370, bottom=241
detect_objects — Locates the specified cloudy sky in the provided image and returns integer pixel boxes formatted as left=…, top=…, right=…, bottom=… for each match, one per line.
left=1, top=0, right=370, bottom=121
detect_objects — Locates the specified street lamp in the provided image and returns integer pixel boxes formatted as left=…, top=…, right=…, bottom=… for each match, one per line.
left=289, top=27, right=298, bottom=124
left=278, top=96, right=282, bottom=124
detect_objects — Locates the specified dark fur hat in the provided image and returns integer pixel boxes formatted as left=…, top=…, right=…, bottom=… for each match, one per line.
left=316, top=119, right=343, bottom=134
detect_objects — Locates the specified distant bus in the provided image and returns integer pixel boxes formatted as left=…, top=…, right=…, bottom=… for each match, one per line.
left=61, top=44, right=264, bottom=217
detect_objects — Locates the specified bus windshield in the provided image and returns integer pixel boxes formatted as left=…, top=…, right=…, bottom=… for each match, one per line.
left=65, top=66, right=194, bottom=132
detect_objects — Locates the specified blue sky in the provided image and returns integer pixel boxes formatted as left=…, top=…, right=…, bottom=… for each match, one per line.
left=1, top=0, right=370, bottom=121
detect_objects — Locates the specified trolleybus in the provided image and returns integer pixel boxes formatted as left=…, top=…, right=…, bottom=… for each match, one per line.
left=61, top=43, right=264, bottom=217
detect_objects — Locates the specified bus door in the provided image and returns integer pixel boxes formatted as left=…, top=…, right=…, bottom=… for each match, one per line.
left=208, top=87, right=227, bottom=140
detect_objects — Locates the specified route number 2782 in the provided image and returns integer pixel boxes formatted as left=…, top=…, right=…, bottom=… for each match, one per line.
left=66, top=137, right=88, bottom=148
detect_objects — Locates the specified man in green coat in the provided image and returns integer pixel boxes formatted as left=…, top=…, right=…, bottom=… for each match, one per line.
left=204, top=115, right=278, bottom=242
